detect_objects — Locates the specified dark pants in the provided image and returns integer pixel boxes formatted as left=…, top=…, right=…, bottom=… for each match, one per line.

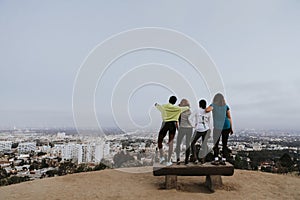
left=175, top=127, right=193, bottom=162
left=213, top=128, right=231, bottom=158
left=158, top=121, right=176, bottom=161
left=191, top=131, right=207, bottom=161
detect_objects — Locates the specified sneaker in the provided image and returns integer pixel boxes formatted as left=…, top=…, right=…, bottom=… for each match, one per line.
left=159, top=157, right=165, bottom=164
left=220, top=158, right=226, bottom=165
left=211, top=160, right=219, bottom=165
left=166, top=161, right=173, bottom=166
left=211, top=157, right=219, bottom=165
left=194, top=160, right=199, bottom=164
left=200, top=158, right=205, bottom=164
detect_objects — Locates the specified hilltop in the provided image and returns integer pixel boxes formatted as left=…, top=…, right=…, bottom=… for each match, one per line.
left=1, top=167, right=299, bottom=200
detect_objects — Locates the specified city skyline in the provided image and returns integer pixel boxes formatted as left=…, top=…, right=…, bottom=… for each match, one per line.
left=1, top=1, right=300, bottom=131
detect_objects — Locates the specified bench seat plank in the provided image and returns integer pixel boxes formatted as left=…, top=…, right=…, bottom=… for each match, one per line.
left=153, top=162, right=234, bottom=176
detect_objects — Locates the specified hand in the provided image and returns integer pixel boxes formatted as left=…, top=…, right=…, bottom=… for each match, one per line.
left=229, top=128, right=234, bottom=135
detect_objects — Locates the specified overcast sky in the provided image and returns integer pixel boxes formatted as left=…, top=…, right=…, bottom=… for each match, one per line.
left=1, top=1, right=299, bottom=131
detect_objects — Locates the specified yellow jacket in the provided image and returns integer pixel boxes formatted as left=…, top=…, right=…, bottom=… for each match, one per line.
left=155, top=103, right=189, bottom=122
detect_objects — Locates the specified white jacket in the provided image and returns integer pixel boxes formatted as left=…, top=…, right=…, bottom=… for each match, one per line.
left=191, top=108, right=212, bottom=132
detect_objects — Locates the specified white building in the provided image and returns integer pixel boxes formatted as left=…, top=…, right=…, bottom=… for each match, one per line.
left=78, top=141, right=105, bottom=164
left=54, top=139, right=107, bottom=164
left=0, top=141, right=12, bottom=152
left=95, top=143, right=104, bottom=163
left=57, top=132, right=66, bottom=138
left=78, top=144, right=91, bottom=164
left=252, top=143, right=262, bottom=151
left=61, top=143, right=79, bottom=162
left=17, top=142, right=36, bottom=154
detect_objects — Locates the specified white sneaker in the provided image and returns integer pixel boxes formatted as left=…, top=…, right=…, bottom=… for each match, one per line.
left=159, top=157, right=165, bottom=164
left=166, top=161, right=173, bottom=166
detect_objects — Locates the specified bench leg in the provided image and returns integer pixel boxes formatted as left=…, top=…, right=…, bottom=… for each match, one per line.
left=205, top=175, right=222, bottom=192
left=165, top=175, right=177, bottom=189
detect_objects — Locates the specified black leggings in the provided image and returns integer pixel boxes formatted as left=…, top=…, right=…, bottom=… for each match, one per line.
left=157, top=121, right=176, bottom=149
left=213, top=128, right=231, bottom=157
left=191, top=131, right=207, bottom=160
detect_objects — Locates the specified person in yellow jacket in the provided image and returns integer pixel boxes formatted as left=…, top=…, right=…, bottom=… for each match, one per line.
left=155, top=96, right=189, bottom=166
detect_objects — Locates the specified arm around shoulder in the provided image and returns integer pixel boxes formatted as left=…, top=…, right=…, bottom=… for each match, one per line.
left=205, top=105, right=213, bottom=113
left=180, top=106, right=190, bottom=112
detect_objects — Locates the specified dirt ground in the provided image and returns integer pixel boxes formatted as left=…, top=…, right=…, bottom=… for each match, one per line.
left=1, top=167, right=299, bottom=200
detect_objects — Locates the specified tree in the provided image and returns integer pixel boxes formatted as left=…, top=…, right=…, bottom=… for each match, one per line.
left=41, top=159, right=49, bottom=169
left=7, top=176, right=30, bottom=185
left=279, top=153, right=294, bottom=172
left=75, top=163, right=90, bottom=173
left=29, top=161, right=39, bottom=171
left=58, top=161, right=76, bottom=176
left=234, top=155, right=248, bottom=169
left=37, top=152, right=47, bottom=157
left=0, top=168, right=9, bottom=179
left=46, top=169, right=58, bottom=177
left=94, top=163, right=107, bottom=171
left=11, top=143, right=18, bottom=149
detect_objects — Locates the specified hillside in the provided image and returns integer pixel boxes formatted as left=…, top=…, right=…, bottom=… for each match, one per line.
left=1, top=167, right=299, bottom=200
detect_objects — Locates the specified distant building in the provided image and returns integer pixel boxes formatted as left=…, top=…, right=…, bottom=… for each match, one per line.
left=61, top=143, right=79, bottom=161
left=17, top=142, right=36, bottom=154
left=253, top=143, right=262, bottom=151
left=104, top=142, right=110, bottom=157
left=57, top=140, right=106, bottom=164
left=57, top=132, right=66, bottom=138
left=95, top=143, right=104, bottom=163
left=0, top=141, right=12, bottom=152
left=78, top=141, right=105, bottom=164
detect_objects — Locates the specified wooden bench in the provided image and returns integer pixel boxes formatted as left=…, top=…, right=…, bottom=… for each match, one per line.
left=153, top=162, right=234, bottom=192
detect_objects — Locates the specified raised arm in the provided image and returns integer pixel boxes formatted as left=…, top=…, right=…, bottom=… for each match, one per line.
left=155, top=103, right=163, bottom=112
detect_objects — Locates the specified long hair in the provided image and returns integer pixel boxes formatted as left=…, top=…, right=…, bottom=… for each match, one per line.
left=213, top=93, right=226, bottom=106
left=179, top=98, right=190, bottom=107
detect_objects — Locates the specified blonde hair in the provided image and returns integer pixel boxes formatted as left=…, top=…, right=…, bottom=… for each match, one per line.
left=179, top=98, right=190, bottom=107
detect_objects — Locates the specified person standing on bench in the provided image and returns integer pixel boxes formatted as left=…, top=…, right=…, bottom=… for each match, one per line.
left=155, top=96, right=189, bottom=166
left=190, top=99, right=212, bottom=164
left=175, top=98, right=193, bottom=165
left=206, top=93, right=234, bottom=163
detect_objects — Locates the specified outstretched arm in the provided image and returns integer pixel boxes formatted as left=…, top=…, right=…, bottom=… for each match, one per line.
left=155, top=103, right=163, bottom=112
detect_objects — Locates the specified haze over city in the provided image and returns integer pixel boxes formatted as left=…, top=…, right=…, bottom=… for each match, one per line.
left=1, top=1, right=299, bottom=131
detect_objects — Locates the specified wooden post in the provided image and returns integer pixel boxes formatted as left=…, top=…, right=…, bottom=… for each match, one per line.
left=165, top=175, right=177, bottom=189
left=205, top=175, right=223, bottom=192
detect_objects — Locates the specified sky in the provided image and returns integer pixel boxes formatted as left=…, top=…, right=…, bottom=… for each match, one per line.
left=0, top=1, right=300, bottom=131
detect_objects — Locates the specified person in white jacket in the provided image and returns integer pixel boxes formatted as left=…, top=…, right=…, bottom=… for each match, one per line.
left=190, top=99, right=212, bottom=164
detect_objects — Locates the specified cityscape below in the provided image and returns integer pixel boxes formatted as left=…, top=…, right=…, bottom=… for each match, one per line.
left=0, top=127, right=299, bottom=186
